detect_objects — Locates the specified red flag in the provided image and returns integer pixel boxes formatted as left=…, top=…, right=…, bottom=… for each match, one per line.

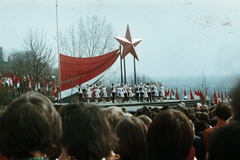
left=176, top=88, right=179, bottom=100
left=205, top=90, right=209, bottom=100
left=184, top=89, right=188, bottom=99
left=31, top=77, right=33, bottom=90
left=0, top=74, right=1, bottom=90
left=225, top=90, right=227, bottom=99
left=218, top=90, right=220, bottom=100
left=221, top=91, right=223, bottom=102
left=171, top=88, right=174, bottom=96
left=43, top=80, right=46, bottom=96
left=214, top=90, right=218, bottom=105
left=5, top=70, right=9, bottom=85
left=199, top=91, right=206, bottom=102
left=165, top=88, right=168, bottom=99
left=52, top=80, right=57, bottom=97
left=11, top=73, right=15, bottom=91
left=190, top=89, right=194, bottom=100
left=229, top=91, right=232, bottom=99
left=16, top=74, right=20, bottom=88
left=26, top=77, right=29, bottom=92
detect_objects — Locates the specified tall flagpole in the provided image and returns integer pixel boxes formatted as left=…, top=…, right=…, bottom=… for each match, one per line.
left=56, top=0, right=61, bottom=106
left=119, top=45, right=123, bottom=84
left=134, top=57, right=136, bottom=84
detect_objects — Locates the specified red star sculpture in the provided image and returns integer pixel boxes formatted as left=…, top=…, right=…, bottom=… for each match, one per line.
left=114, top=25, right=142, bottom=61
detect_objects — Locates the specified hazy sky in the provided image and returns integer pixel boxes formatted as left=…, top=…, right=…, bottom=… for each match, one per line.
left=1, top=0, right=240, bottom=79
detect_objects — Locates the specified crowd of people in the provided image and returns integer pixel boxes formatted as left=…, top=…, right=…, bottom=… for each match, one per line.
left=76, top=82, right=165, bottom=104
left=0, top=81, right=240, bottom=160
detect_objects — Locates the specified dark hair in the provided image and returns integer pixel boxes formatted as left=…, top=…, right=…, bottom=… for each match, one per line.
left=232, top=80, right=240, bottom=121
left=161, top=105, right=170, bottom=111
left=208, top=122, right=240, bottom=160
left=215, top=102, right=232, bottom=120
left=0, top=91, right=62, bottom=159
left=104, top=106, right=125, bottom=131
left=147, top=109, right=193, bottom=160
left=138, top=115, right=152, bottom=126
left=194, top=120, right=209, bottom=135
left=115, top=117, right=147, bottom=160
left=199, top=112, right=210, bottom=124
left=59, top=103, right=118, bottom=160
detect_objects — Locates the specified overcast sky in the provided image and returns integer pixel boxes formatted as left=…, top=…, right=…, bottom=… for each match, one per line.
left=1, top=0, right=240, bottom=79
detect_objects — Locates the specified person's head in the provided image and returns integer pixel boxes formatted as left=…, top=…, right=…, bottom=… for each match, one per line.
left=122, top=106, right=127, bottom=113
left=232, top=80, right=240, bottom=121
left=215, top=102, right=233, bottom=121
left=208, top=122, right=240, bottom=160
left=138, top=115, right=152, bottom=126
left=115, top=117, right=147, bottom=160
left=104, top=106, right=125, bottom=131
left=194, top=120, right=209, bottom=135
left=199, top=112, right=210, bottom=123
left=0, top=91, right=62, bottom=159
left=59, top=103, right=118, bottom=160
left=147, top=109, right=193, bottom=160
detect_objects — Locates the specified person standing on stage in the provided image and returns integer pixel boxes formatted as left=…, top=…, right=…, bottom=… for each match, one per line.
left=146, top=83, right=152, bottom=102
left=127, top=84, right=134, bottom=103
left=134, top=84, right=140, bottom=102
left=101, top=84, right=108, bottom=103
left=123, top=83, right=128, bottom=103
left=94, top=85, right=101, bottom=103
left=76, top=84, right=83, bottom=102
left=110, top=83, right=116, bottom=103
left=140, top=83, right=144, bottom=102
left=152, top=82, right=159, bottom=102
left=143, top=85, right=148, bottom=103
left=159, top=82, right=165, bottom=102
left=85, top=84, right=93, bottom=103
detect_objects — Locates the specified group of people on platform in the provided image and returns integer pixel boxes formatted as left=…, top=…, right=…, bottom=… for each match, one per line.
left=76, top=82, right=166, bottom=103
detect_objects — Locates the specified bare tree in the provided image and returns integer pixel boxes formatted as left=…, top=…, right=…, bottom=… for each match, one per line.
left=59, top=16, right=117, bottom=57
left=10, top=29, right=54, bottom=86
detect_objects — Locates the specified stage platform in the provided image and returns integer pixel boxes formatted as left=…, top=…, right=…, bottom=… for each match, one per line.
left=53, top=99, right=204, bottom=111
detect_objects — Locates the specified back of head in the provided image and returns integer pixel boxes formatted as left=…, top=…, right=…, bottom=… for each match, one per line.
left=208, top=122, right=240, bottom=160
left=215, top=102, right=232, bottom=120
left=59, top=103, right=118, bottom=160
left=147, top=109, right=193, bottom=160
left=115, top=117, right=147, bottom=160
left=0, top=91, right=62, bottom=159
left=232, top=80, right=240, bottom=121
left=138, top=115, right=152, bottom=126
left=104, top=106, right=124, bottom=131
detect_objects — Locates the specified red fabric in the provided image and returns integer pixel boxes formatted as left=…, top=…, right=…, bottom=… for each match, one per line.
left=165, top=88, right=167, bottom=99
left=52, top=80, right=56, bottom=97
left=190, top=89, right=194, bottom=100
left=199, top=91, right=206, bottom=102
left=176, top=88, right=179, bottom=100
left=11, top=73, right=14, bottom=91
left=43, top=80, right=46, bottom=96
left=16, top=74, right=19, bottom=88
left=26, top=78, right=29, bottom=92
left=225, top=90, right=227, bottom=99
left=60, top=49, right=120, bottom=91
left=214, top=90, right=218, bottom=105
left=187, top=146, right=195, bottom=160
left=221, top=91, right=223, bottom=102
left=5, top=70, right=8, bottom=82
left=171, top=88, right=174, bottom=96
left=184, top=89, right=187, bottom=96
left=218, top=90, right=220, bottom=99
left=229, top=91, right=232, bottom=99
